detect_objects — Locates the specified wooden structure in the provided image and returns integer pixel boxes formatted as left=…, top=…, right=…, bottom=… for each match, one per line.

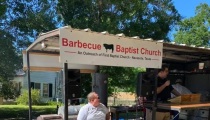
left=169, top=94, right=201, bottom=104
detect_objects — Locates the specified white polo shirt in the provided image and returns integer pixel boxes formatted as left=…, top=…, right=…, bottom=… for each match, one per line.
left=77, top=103, right=109, bottom=120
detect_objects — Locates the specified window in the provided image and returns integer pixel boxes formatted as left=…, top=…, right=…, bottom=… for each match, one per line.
left=43, top=83, right=53, bottom=97
left=34, top=83, right=41, bottom=89
left=31, top=82, right=41, bottom=96
left=31, top=82, right=41, bottom=90
left=43, top=83, right=49, bottom=97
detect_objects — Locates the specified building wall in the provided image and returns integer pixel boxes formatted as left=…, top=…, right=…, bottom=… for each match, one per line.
left=23, top=71, right=59, bottom=101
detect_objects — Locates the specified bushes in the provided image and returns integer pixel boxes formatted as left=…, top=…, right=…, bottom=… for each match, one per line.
left=0, top=105, right=57, bottom=119
left=16, top=89, right=41, bottom=105
left=46, top=100, right=63, bottom=106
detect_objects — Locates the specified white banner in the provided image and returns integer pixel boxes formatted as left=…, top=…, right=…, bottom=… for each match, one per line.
left=59, top=28, right=163, bottom=68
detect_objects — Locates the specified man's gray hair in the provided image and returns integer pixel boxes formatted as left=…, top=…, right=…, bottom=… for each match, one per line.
left=87, top=92, right=96, bottom=102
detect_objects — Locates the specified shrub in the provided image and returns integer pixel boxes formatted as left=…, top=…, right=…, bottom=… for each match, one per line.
left=0, top=105, right=57, bottom=119
left=46, top=100, right=62, bottom=106
left=16, top=89, right=41, bottom=105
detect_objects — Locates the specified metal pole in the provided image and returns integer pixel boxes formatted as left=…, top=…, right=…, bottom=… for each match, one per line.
left=64, top=63, right=68, bottom=120
left=26, top=51, right=32, bottom=120
left=54, top=77, right=57, bottom=99
left=152, top=70, right=158, bottom=120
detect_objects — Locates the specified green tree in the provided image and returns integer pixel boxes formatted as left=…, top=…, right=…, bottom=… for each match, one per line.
left=0, top=0, right=60, bottom=98
left=0, top=80, right=19, bottom=100
left=4, top=0, right=61, bottom=49
left=0, top=0, right=6, bottom=17
left=0, top=0, right=22, bottom=99
left=57, top=0, right=180, bottom=40
left=0, top=31, right=21, bottom=79
left=1, top=0, right=61, bottom=76
left=0, top=31, right=21, bottom=98
left=100, top=66, right=145, bottom=94
left=174, top=3, right=210, bottom=47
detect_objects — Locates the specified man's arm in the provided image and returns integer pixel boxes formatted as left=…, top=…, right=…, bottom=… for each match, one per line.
left=157, top=80, right=170, bottom=94
left=77, top=106, right=87, bottom=120
left=157, top=84, right=167, bottom=94
left=106, top=112, right=110, bottom=120
left=102, top=104, right=110, bottom=120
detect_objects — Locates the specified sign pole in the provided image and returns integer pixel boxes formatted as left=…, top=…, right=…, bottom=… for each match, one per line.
left=27, top=51, right=32, bottom=120
left=64, top=63, right=68, bottom=120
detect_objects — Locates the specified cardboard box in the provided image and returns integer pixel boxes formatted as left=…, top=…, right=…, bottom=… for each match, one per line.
left=169, top=94, right=201, bottom=104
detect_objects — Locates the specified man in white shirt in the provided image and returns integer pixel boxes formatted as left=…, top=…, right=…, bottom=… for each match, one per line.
left=171, top=79, right=192, bottom=98
left=77, top=92, right=110, bottom=120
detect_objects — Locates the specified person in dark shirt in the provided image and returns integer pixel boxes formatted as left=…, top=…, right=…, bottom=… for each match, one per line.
left=146, top=64, right=180, bottom=120
left=156, top=76, right=174, bottom=102
left=156, top=64, right=180, bottom=102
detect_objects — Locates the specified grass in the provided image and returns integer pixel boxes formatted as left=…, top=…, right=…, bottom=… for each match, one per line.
left=0, top=105, right=57, bottom=119
left=0, top=98, right=142, bottom=119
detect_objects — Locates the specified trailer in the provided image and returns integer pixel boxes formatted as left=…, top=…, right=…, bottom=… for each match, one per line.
left=24, top=26, right=210, bottom=120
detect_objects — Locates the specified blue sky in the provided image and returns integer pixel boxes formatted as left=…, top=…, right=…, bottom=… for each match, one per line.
left=173, top=0, right=210, bottom=18
left=169, top=0, right=210, bottom=40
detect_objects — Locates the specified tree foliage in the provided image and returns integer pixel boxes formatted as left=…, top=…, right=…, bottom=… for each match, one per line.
left=1, top=0, right=61, bottom=75
left=16, top=89, right=41, bottom=105
left=174, top=3, right=210, bottom=46
left=100, top=66, right=145, bottom=94
left=0, top=80, right=20, bottom=99
left=0, top=0, right=6, bottom=17
left=4, top=0, right=61, bottom=49
left=0, top=24, right=21, bottom=100
left=0, top=31, right=21, bottom=79
left=57, top=0, right=180, bottom=40
left=0, top=0, right=61, bottom=98
left=0, top=0, right=22, bottom=99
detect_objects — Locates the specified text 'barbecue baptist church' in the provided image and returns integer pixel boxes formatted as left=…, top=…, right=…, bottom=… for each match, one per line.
left=61, top=38, right=162, bottom=56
